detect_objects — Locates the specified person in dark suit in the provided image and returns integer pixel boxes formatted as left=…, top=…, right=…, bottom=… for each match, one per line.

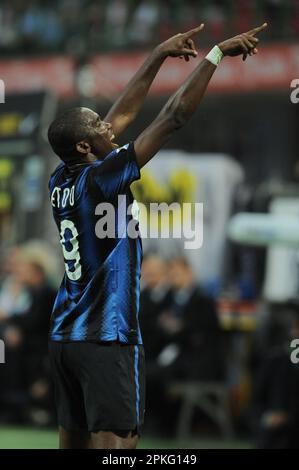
left=251, top=311, right=299, bottom=449
left=142, top=255, right=225, bottom=435
left=157, top=256, right=225, bottom=381
left=0, top=251, right=56, bottom=424
left=140, top=253, right=172, bottom=361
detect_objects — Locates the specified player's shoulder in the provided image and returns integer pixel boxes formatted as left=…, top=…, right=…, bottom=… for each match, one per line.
left=96, top=142, right=134, bottom=165
left=50, top=162, right=65, bottom=178
left=93, top=142, right=136, bottom=173
left=48, top=162, right=65, bottom=190
left=110, top=142, right=135, bottom=161
left=84, top=143, right=134, bottom=177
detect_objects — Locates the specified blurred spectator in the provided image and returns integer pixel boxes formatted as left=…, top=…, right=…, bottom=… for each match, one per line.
left=0, top=0, right=296, bottom=55
left=140, top=253, right=172, bottom=434
left=0, top=241, right=57, bottom=425
left=250, top=302, right=299, bottom=372
left=0, top=246, right=31, bottom=321
left=142, top=255, right=225, bottom=435
left=6, top=241, right=56, bottom=357
left=40, top=4, right=63, bottom=49
left=106, top=0, right=128, bottom=46
left=85, top=1, right=105, bottom=51
left=291, top=0, right=299, bottom=37
left=0, top=1, right=18, bottom=49
left=128, top=0, right=159, bottom=46
left=156, top=2, right=175, bottom=41
left=18, top=1, right=45, bottom=50
left=157, top=257, right=225, bottom=381
left=233, top=0, right=255, bottom=34
left=203, top=0, right=226, bottom=42
left=179, top=0, right=200, bottom=34
left=140, top=253, right=171, bottom=361
left=251, top=309, right=299, bottom=449
left=263, top=0, right=287, bottom=39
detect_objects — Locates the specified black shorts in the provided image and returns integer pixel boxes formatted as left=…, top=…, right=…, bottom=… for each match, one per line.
left=48, top=341, right=145, bottom=434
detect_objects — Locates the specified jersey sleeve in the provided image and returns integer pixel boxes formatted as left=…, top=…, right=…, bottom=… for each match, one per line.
left=48, top=163, right=65, bottom=194
left=88, top=142, right=140, bottom=199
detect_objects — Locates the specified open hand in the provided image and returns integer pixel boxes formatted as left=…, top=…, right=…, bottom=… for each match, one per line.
left=156, top=24, right=204, bottom=62
left=218, top=23, right=268, bottom=61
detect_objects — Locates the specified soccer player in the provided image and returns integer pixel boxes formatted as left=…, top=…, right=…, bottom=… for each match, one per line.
left=47, top=23, right=267, bottom=449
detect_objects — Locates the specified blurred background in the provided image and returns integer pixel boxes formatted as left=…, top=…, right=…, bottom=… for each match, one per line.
left=1, top=0, right=299, bottom=449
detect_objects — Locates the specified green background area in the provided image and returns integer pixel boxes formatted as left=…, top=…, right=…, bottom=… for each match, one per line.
left=0, top=427, right=252, bottom=449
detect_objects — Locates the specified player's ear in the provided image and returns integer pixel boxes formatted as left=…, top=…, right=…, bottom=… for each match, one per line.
left=76, top=140, right=91, bottom=154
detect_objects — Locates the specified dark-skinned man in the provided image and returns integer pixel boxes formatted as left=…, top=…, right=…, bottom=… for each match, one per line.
left=47, top=22, right=267, bottom=449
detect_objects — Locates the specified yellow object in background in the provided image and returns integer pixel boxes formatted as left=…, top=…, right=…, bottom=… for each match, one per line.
left=0, top=159, right=14, bottom=212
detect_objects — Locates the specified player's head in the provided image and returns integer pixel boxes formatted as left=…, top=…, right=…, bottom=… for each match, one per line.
left=168, top=256, right=194, bottom=290
left=47, top=107, right=118, bottom=163
left=141, top=253, right=167, bottom=289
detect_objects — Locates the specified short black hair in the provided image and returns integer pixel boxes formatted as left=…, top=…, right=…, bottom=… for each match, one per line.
left=47, top=107, right=96, bottom=161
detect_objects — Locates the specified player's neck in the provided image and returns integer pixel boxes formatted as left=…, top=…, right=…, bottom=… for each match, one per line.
left=67, top=153, right=99, bottom=167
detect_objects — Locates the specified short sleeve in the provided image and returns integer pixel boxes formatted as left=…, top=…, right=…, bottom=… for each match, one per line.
left=48, top=162, right=65, bottom=193
left=88, top=142, right=140, bottom=199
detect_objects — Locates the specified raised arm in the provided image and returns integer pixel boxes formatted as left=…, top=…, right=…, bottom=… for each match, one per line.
left=134, top=23, right=267, bottom=168
left=103, top=29, right=202, bottom=138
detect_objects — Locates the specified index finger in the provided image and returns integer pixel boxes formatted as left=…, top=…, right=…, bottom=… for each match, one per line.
left=246, top=22, right=268, bottom=36
left=183, top=23, right=205, bottom=38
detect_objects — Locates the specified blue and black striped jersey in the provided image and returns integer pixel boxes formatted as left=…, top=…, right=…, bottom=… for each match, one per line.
left=48, top=142, right=143, bottom=344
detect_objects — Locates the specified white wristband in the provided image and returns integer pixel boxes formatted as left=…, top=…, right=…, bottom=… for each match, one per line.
left=205, top=45, right=224, bottom=66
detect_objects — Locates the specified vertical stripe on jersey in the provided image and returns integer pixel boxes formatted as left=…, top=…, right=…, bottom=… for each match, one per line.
left=134, top=345, right=140, bottom=425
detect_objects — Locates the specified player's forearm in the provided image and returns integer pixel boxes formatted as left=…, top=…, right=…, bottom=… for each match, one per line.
left=104, top=48, right=166, bottom=136
left=161, top=58, right=217, bottom=128
left=133, top=57, right=218, bottom=169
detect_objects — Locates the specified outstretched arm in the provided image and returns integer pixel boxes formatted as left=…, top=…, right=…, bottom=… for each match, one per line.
left=134, top=23, right=268, bottom=168
left=104, top=28, right=203, bottom=138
